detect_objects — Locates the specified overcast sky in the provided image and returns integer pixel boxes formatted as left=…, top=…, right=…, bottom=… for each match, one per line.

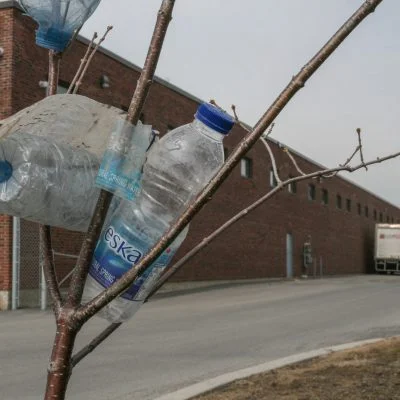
left=80, top=0, right=400, bottom=206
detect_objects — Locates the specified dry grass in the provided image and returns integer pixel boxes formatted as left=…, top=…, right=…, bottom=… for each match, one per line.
left=192, top=337, right=400, bottom=400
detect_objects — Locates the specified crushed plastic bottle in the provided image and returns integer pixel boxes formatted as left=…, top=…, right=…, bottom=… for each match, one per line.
left=0, top=132, right=100, bottom=231
left=20, top=0, right=102, bottom=52
left=82, top=103, right=234, bottom=322
left=0, top=95, right=153, bottom=231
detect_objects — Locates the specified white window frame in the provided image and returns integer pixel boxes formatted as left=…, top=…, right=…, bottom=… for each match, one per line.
left=241, top=158, right=252, bottom=178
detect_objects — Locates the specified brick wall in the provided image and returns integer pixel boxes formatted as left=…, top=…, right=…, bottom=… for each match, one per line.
left=0, top=8, right=14, bottom=302
left=1, top=6, right=400, bottom=301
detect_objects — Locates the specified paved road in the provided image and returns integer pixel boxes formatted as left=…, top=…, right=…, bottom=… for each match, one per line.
left=1, top=275, right=400, bottom=399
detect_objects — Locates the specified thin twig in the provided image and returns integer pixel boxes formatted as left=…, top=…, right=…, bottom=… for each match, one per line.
left=145, top=149, right=400, bottom=299
left=72, top=26, right=113, bottom=95
left=66, top=0, right=176, bottom=310
left=322, top=128, right=364, bottom=178
left=338, top=128, right=363, bottom=168
left=283, top=148, right=306, bottom=176
left=261, top=137, right=282, bottom=184
left=74, top=0, right=383, bottom=325
left=209, top=99, right=224, bottom=111
left=67, top=32, right=98, bottom=94
left=39, top=225, right=62, bottom=312
left=342, top=145, right=361, bottom=167
left=231, top=104, right=251, bottom=133
left=231, top=104, right=240, bottom=122
left=357, top=128, right=368, bottom=170
left=71, top=323, right=122, bottom=368
left=39, top=50, right=63, bottom=314
left=47, top=51, right=61, bottom=95
left=263, top=122, right=275, bottom=138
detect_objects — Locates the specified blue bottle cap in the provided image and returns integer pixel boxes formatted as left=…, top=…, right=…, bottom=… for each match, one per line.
left=0, top=161, right=12, bottom=183
left=195, top=103, right=234, bottom=134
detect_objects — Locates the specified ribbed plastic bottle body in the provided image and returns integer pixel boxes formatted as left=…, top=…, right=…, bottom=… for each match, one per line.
left=0, top=133, right=100, bottom=231
left=82, top=120, right=225, bottom=322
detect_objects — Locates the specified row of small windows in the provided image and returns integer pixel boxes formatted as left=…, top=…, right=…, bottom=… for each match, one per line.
left=303, top=181, right=394, bottom=222
left=305, top=183, right=394, bottom=222
left=239, top=158, right=397, bottom=223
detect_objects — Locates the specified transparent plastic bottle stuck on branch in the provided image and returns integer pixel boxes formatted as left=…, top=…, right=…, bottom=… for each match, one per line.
left=0, top=133, right=100, bottom=232
left=82, top=103, right=234, bottom=322
left=0, top=115, right=152, bottom=231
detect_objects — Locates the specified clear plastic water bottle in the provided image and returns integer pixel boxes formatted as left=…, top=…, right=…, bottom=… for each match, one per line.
left=82, top=103, right=234, bottom=322
left=0, top=132, right=100, bottom=231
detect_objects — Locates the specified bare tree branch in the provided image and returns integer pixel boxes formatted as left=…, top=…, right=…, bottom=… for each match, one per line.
left=65, top=0, right=176, bottom=310
left=320, top=127, right=365, bottom=178
left=48, top=50, right=61, bottom=95
left=72, top=26, right=113, bottom=95
left=261, top=137, right=281, bottom=184
left=209, top=99, right=225, bottom=112
left=144, top=148, right=400, bottom=299
left=74, top=0, right=384, bottom=325
left=284, top=129, right=362, bottom=180
left=357, top=127, right=368, bottom=170
left=231, top=104, right=251, bottom=133
left=39, top=50, right=63, bottom=315
left=39, top=226, right=62, bottom=313
left=71, top=323, right=122, bottom=368
left=341, top=145, right=361, bottom=167
left=263, top=123, right=275, bottom=138
left=283, top=148, right=307, bottom=176
left=127, top=1, right=175, bottom=124
left=67, top=32, right=98, bottom=94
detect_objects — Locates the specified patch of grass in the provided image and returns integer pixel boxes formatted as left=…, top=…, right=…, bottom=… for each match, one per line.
left=193, top=337, right=400, bottom=400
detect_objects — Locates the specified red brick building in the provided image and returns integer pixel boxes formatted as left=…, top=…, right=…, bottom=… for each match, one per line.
left=1, top=1, right=399, bottom=309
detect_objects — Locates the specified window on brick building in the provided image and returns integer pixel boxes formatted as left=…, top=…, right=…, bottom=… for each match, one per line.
left=346, top=198, right=351, bottom=212
left=46, top=83, right=68, bottom=95
left=365, top=206, right=369, bottom=218
left=308, top=184, right=316, bottom=201
left=373, top=209, right=377, bottom=221
left=57, top=84, right=68, bottom=94
left=379, top=212, right=383, bottom=222
left=336, top=194, right=342, bottom=209
left=392, top=217, right=394, bottom=223
left=288, top=179, right=297, bottom=194
left=386, top=215, right=390, bottom=223
left=357, top=203, right=361, bottom=215
left=241, top=157, right=253, bottom=178
left=270, top=168, right=277, bottom=188
left=167, top=124, right=175, bottom=132
left=321, top=189, right=328, bottom=205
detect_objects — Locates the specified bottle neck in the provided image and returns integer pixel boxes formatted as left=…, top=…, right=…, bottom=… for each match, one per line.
left=191, top=119, right=226, bottom=142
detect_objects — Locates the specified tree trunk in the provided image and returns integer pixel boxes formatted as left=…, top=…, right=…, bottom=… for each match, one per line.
left=44, top=318, right=78, bottom=400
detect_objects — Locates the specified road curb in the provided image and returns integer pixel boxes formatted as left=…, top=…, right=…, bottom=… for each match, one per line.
left=153, top=338, right=383, bottom=400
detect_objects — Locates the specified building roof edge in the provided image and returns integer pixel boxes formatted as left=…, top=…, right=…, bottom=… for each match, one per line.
left=76, top=35, right=205, bottom=106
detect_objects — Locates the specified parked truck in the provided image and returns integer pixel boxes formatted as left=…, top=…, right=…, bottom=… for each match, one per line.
left=375, top=224, right=400, bottom=274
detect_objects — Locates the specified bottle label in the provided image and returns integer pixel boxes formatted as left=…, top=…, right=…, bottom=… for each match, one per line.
left=88, top=225, right=176, bottom=301
left=96, top=119, right=155, bottom=201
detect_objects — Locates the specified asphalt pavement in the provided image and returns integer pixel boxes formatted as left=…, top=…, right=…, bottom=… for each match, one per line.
left=1, top=275, right=400, bottom=399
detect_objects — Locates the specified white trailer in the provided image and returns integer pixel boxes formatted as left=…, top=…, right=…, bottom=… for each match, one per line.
left=375, top=224, right=400, bottom=274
